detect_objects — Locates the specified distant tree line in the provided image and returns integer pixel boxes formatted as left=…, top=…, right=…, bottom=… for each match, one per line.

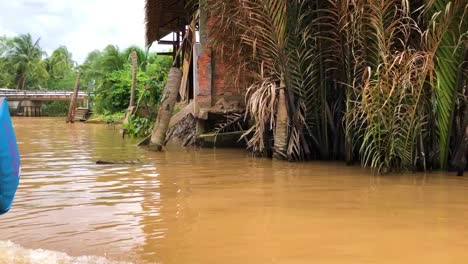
left=0, top=33, right=172, bottom=116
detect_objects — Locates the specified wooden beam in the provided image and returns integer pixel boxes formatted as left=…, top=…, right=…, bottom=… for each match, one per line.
left=158, top=40, right=178, bottom=45
left=157, top=52, right=175, bottom=56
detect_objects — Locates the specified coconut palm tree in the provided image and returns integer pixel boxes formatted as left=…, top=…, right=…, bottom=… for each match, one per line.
left=45, top=46, right=75, bottom=79
left=6, top=34, right=47, bottom=89
left=0, top=36, right=14, bottom=86
left=0, top=36, right=11, bottom=56
left=123, top=46, right=149, bottom=71
left=99, top=45, right=127, bottom=73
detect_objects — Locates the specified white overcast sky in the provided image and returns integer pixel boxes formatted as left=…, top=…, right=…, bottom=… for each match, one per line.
left=0, top=0, right=168, bottom=64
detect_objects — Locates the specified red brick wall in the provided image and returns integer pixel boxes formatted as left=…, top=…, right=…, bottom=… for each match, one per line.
left=212, top=59, right=242, bottom=100
left=196, top=16, right=244, bottom=108
left=197, top=46, right=212, bottom=107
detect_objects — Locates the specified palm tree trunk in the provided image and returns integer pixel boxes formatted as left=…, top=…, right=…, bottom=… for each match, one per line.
left=149, top=67, right=182, bottom=151
left=66, top=72, right=81, bottom=123
left=17, top=73, right=26, bottom=90
left=273, top=77, right=288, bottom=160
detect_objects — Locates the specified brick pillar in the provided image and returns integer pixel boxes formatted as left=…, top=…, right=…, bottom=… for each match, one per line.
left=197, top=47, right=213, bottom=108
left=196, top=0, right=212, bottom=108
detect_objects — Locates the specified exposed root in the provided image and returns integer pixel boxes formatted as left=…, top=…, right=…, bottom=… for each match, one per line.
left=165, top=114, right=203, bottom=147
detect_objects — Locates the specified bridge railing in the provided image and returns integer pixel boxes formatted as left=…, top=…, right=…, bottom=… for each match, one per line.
left=0, top=89, right=88, bottom=98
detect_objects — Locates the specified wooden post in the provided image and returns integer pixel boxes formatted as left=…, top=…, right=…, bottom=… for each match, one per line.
left=173, top=32, right=181, bottom=68
left=179, top=14, right=197, bottom=102
left=177, top=31, right=181, bottom=68
left=129, top=50, right=137, bottom=108
left=67, top=72, right=81, bottom=123
left=149, top=67, right=182, bottom=151
left=123, top=51, right=138, bottom=125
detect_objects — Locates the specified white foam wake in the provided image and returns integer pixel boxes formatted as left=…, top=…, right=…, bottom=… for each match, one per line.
left=0, top=241, right=132, bottom=264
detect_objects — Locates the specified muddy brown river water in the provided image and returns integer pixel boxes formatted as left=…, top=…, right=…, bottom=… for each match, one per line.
left=1, top=118, right=468, bottom=264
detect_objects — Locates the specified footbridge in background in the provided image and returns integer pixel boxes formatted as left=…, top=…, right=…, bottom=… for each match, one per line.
left=0, top=89, right=89, bottom=117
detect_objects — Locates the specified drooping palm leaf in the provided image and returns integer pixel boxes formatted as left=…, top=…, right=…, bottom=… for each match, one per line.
left=423, top=0, right=468, bottom=169
left=208, top=0, right=292, bottom=158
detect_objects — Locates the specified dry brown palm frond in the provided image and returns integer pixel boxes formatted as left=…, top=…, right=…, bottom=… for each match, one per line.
left=213, top=113, right=245, bottom=135
left=344, top=0, right=436, bottom=173
left=353, top=49, right=433, bottom=172
left=208, top=0, right=292, bottom=158
left=240, top=79, right=277, bottom=154
left=201, top=0, right=466, bottom=172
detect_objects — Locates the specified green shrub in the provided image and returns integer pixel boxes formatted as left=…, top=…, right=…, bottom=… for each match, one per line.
left=122, top=115, right=154, bottom=138
left=42, top=101, right=69, bottom=117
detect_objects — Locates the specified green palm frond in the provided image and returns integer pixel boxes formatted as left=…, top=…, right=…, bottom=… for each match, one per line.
left=423, top=0, right=468, bottom=169
left=345, top=0, right=434, bottom=173
left=204, top=0, right=465, bottom=172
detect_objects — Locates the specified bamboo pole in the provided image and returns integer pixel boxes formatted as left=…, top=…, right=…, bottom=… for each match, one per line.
left=66, top=72, right=81, bottom=123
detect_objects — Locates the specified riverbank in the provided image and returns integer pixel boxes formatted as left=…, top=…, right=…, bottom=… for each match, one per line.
left=84, top=112, right=125, bottom=124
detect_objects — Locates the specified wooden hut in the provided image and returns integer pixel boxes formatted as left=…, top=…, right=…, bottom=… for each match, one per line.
left=145, top=0, right=245, bottom=137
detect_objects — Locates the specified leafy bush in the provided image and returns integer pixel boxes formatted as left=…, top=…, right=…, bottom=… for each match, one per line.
left=122, top=115, right=154, bottom=138
left=88, top=112, right=125, bottom=123
left=81, top=45, right=172, bottom=115
left=42, top=101, right=69, bottom=117
left=102, top=112, right=125, bottom=123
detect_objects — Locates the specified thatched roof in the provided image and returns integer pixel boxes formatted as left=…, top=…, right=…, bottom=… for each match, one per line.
left=145, top=0, right=190, bottom=45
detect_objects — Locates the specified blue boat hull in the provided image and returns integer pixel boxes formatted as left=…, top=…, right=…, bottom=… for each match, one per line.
left=0, top=98, right=20, bottom=214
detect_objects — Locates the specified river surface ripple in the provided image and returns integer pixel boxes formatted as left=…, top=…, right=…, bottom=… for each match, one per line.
left=1, top=118, right=468, bottom=264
